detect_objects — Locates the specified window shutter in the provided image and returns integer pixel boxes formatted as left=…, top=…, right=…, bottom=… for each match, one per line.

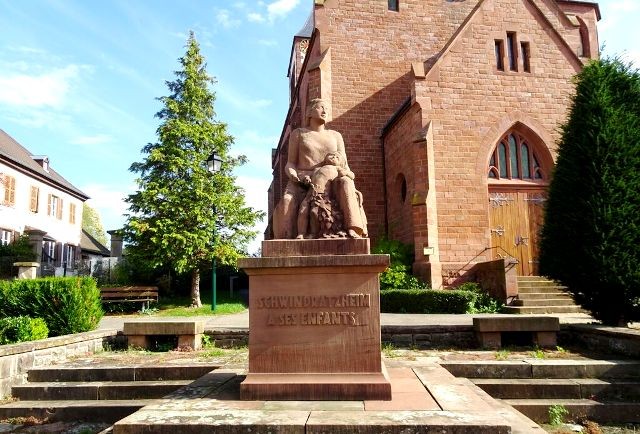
left=7, top=177, right=15, bottom=205
left=30, top=186, right=39, bottom=212
left=57, top=199, right=63, bottom=219
left=54, top=242, right=63, bottom=266
left=47, top=194, right=52, bottom=216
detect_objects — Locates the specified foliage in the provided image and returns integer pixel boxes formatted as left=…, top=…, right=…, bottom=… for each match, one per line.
left=124, top=31, right=264, bottom=308
left=0, top=316, right=48, bottom=345
left=0, top=235, right=36, bottom=261
left=0, top=277, right=103, bottom=336
left=454, top=282, right=504, bottom=314
left=373, top=238, right=428, bottom=290
left=82, top=203, right=109, bottom=246
left=379, top=264, right=427, bottom=291
left=539, top=58, right=640, bottom=326
left=548, top=404, right=569, bottom=426
left=155, top=294, right=246, bottom=316
left=380, top=289, right=476, bottom=313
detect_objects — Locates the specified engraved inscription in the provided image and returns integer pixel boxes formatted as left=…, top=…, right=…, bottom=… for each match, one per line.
left=259, top=293, right=371, bottom=327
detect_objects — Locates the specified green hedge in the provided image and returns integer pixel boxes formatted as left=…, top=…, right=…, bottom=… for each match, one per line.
left=0, top=316, right=48, bottom=345
left=380, top=289, right=477, bottom=314
left=0, top=277, right=103, bottom=337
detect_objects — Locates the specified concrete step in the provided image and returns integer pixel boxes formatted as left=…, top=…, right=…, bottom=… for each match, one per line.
left=473, top=378, right=640, bottom=401
left=12, top=380, right=192, bottom=401
left=516, top=292, right=573, bottom=300
left=503, top=398, right=640, bottom=424
left=512, top=298, right=576, bottom=307
left=517, top=287, right=569, bottom=295
left=0, top=399, right=158, bottom=423
left=27, top=364, right=217, bottom=382
left=502, top=305, right=584, bottom=314
left=440, top=360, right=640, bottom=380
left=516, top=276, right=554, bottom=282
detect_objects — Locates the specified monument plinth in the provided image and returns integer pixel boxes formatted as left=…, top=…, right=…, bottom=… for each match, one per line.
left=239, top=239, right=391, bottom=401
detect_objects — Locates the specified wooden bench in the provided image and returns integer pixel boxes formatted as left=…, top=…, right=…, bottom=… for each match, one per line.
left=473, top=316, right=560, bottom=349
left=100, top=286, right=159, bottom=310
left=123, top=320, right=205, bottom=350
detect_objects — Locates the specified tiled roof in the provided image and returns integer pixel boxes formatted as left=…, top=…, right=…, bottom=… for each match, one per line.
left=80, top=229, right=110, bottom=256
left=0, top=129, right=88, bottom=200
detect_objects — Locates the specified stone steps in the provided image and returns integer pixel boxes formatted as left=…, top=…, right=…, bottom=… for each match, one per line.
left=0, top=364, right=218, bottom=422
left=503, top=305, right=584, bottom=314
left=511, top=276, right=582, bottom=314
left=441, top=360, right=640, bottom=424
left=503, top=398, right=640, bottom=424
left=12, top=380, right=192, bottom=401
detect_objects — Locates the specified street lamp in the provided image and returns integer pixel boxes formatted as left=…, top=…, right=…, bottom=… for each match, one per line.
left=206, top=152, right=223, bottom=311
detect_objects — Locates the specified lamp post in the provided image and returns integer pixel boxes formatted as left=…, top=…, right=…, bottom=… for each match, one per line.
left=206, top=152, right=223, bottom=311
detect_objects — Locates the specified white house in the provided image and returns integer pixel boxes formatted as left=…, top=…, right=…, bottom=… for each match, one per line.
left=0, top=129, right=89, bottom=274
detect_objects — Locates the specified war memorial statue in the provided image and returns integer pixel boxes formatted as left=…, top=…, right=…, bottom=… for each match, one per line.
left=273, top=98, right=368, bottom=240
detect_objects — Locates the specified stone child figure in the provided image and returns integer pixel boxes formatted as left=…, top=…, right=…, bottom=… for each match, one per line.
left=297, top=152, right=353, bottom=239
left=275, top=98, right=367, bottom=239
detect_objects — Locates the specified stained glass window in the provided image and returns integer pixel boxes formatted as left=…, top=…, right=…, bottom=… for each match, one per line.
left=488, top=131, right=544, bottom=181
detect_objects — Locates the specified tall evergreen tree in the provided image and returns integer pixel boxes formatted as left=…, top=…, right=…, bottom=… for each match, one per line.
left=539, top=58, right=640, bottom=326
left=125, top=32, right=264, bottom=307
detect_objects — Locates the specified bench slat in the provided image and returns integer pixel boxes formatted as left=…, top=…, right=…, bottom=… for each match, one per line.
left=99, top=286, right=159, bottom=305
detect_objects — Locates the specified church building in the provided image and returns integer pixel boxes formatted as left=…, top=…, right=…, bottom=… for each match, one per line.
left=267, top=0, right=600, bottom=289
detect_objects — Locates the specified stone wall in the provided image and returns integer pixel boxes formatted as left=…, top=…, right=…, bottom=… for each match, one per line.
left=560, top=324, right=640, bottom=358
left=0, top=329, right=116, bottom=397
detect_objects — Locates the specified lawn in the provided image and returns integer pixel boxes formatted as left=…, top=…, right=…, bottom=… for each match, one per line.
left=104, top=291, right=247, bottom=316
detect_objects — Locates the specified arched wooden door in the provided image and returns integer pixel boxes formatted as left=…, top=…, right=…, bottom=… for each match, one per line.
left=488, top=189, right=546, bottom=275
left=486, top=128, right=551, bottom=276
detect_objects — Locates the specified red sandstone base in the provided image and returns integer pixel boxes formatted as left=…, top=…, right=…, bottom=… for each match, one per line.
left=238, top=245, right=391, bottom=401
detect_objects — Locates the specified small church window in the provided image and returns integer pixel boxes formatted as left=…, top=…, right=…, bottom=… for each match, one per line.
left=507, top=32, right=518, bottom=71
left=521, top=42, right=531, bottom=72
left=495, top=40, right=505, bottom=71
left=388, top=0, right=399, bottom=11
left=488, top=131, right=544, bottom=181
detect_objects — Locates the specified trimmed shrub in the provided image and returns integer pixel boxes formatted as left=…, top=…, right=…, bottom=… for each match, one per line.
left=380, top=289, right=476, bottom=314
left=453, top=282, right=504, bottom=314
left=539, top=58, right=640, bottom=326
left=0, top=316, right=48, bottom=345
left=0, top=277, right=103, bottom=336
left=373, top=238, right=428, bottom=290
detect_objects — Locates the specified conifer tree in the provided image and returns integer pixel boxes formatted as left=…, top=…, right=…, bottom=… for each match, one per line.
left=539, top=58, right=640, bottom=326
left=125, top=32, right=264, bottom=307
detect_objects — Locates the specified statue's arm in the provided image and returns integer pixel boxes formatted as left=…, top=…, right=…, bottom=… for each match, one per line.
left=335, top=132, right=355, bottom=180
left=285, top=129, right=301, bottom=183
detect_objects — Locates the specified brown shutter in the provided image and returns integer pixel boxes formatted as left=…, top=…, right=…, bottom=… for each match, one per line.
left=47, top=194, right=52, bottom=216
left=30, top=186, right=39, bottom=212
left=54, top=242, right=63, bottom=266
left=57, top=199, right=63, bottom=219
left=7, top=177, right=15, bottom=205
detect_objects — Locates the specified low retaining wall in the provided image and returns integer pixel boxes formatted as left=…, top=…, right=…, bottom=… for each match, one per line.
left=0, top=329, right=117, bottom=397
left=560, top=324, right=640, bottom=358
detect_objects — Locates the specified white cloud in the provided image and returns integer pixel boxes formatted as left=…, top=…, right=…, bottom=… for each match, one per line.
left=0, top=64, right=82, bottom=108
left=267, top=0, right=300, bottom=21
left=235, top=175, right=268, bottom=253
left=258, top=39, right=277, bottom=47
left=247, top=12, right=266, bottom=23
left=70, top=134, right=112, bottom=145
left=82, top=184, right=132, bottom=233
left=216, top=9, right=241, bottom=29
left=609, top=0, right=638, bottom=12
left=622, top=50, right=640, bottom=66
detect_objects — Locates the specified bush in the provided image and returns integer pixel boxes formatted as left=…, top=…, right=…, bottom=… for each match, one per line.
left=0, top=316, right=48, bottom=345
left=373, top=238, right=428, bottom=290
left=453, top=282, right=504, bottom=314
left=380, top=289, right=476, bottom=313
left=0, top=277, right=103, bottom=336
left=539, top=58, right=640, bottom=326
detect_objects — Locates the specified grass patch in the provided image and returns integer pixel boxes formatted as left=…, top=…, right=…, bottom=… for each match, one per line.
left=152, top=293, right=246, bottom=316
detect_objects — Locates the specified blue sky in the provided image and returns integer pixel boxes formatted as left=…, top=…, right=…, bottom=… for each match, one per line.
left=0, top=0, right=638, bottom=253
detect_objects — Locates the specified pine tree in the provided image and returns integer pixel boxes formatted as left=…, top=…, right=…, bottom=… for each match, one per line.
left=125, top=32, right=264, bottom=307
left=539, top=58, right=640, bottom=326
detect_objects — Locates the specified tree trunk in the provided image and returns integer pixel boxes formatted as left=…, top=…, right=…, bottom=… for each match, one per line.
left=190, top=269, right=202, bottom=307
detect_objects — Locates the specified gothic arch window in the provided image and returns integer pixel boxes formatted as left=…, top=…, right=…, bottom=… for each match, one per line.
left=488, top=131, right=545, bottom=180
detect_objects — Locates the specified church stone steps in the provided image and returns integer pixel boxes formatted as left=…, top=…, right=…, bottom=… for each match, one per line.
left=503, top=399, right=640, bottom=424
left=503, top=305, right=584, bottom=314
left=512, top=298, right=576, bottom=307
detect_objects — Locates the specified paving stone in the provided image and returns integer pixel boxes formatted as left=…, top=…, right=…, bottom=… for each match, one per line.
left=305, top=410, right=511, bottom=433
left=439, top=361, right=532, bottom=379
left=263, top=400, right=364, bottom=411
left=426, top=383, right=495, bottom=412
left=113, top=409, right=309, bottom=434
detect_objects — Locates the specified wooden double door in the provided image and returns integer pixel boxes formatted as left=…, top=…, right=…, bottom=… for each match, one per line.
left=488, top=189, right=547, bottom=276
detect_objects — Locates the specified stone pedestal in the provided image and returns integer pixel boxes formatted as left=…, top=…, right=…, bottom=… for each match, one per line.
left=239, top=239, right=391, bottom=401
left=13, top=262, right=39, bottom=279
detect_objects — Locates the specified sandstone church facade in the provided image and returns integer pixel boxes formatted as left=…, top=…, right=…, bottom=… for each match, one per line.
left=267, top=0, right=600, bottom=289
